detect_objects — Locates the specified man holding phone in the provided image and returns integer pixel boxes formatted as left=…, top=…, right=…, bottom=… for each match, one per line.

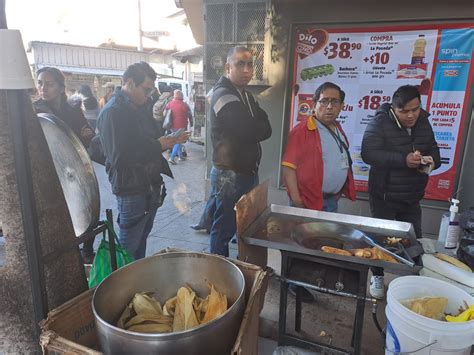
left=98, top=62, right=190, bottom=260
left=361, top=85, right=440, bottom=298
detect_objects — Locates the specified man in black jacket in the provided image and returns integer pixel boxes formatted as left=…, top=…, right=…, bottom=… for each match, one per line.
left=98, top=62, right=189, bottom=260
left=361, top=85, right=440, bottom=298
left=209, top=46, right=272, bottom=256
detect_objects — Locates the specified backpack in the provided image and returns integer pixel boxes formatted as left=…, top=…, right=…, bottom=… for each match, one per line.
left=153, top=92, right=173, bottom=121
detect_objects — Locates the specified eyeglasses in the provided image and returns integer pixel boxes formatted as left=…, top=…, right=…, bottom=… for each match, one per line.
left=317, top=98, right=342, bottom=107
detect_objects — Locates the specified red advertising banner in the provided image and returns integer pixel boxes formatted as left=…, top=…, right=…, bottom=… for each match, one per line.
left=289, top=23, right=474, bottom=201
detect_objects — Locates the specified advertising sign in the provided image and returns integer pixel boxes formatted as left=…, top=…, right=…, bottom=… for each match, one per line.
left=289, top=23, right=474, bottom=201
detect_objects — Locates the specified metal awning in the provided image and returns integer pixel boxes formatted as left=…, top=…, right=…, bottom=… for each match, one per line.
left=36, top=64, right=123, bottom=77
left=175, top=0, right=204, bottom=45
left=172, top=45, right=203, bottom=63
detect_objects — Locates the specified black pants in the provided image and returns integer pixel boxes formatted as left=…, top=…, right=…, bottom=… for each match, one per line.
left=370, top=195, right=422, bottom=277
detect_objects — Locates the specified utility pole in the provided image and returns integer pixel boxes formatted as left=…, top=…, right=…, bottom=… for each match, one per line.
left=137, top=0, right=143, bottom=51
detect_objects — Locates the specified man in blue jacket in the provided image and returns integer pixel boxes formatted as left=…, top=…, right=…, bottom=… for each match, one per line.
left=98, top=62, right=189, bottom=260
left=209, top=46, right=272, bottom=256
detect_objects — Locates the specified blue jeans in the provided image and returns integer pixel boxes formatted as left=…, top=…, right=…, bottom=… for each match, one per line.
left=209, top=167, right=258, bottom=257
left=116, top=188, right=163, bottom=260
left=198, top=195, right=216, bottom=230
left=289, top=194, right=338, bottom=212
left=170, top=143, right=183, bottom=160
left=322, top=194, right=338, bottom=212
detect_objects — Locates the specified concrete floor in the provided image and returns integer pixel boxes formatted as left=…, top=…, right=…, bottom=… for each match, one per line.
left=0, top=142, right=391, bottom=354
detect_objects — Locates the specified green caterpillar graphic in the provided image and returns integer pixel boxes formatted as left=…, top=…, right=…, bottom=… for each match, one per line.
left=300, top=64, right=335, bottom=81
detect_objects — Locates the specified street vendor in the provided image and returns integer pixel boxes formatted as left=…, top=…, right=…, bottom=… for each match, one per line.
left=281, top=82, right=356, bottom=301
left=361, top=84, right=441, bottom=298
left=282, top=82, right=356, bottom=212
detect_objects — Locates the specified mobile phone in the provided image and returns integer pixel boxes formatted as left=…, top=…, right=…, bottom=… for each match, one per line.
left=170, top=128, right=185, bottom=137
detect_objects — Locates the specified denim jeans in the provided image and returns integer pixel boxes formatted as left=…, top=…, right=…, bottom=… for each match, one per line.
left=289, top=194, right=338, bottom=212
left=209, top=167, right=258, bottom=257
left=198, top=195, right=216, bottom=230
left=322, top=194, right=338, bottom=213
left=116, top=188, right=163, bottom=260
left=170, top=143, right=183, bottom=160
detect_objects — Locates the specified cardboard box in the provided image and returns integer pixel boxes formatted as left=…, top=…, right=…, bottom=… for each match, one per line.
left=40, top=252, right=269, bottom=355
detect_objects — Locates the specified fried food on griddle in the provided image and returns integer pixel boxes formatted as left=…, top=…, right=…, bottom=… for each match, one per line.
left=266, top=216, right=283, bottom=234
left=401, top=297, right=448, bottom=320
left=385, top=236, right=402, bottom=246
left=371, top=247, right=398, bottom=263
left=321, top=246, right=352, bottom=256
left=350, top=248, right=373, bottom=258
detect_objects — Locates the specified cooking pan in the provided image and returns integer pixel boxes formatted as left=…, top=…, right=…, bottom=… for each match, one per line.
left=292, top=222, right=415, bottom=266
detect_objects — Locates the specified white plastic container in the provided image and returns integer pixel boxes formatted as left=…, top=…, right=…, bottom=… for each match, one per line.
left=385, top=276, right=474, bottom=354
left=438, top=212, right=450, bottom=243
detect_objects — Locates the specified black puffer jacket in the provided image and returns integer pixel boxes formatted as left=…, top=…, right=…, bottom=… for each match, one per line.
left=210, top=76, right=272, bottom=175
left=361, top=103, right=441, bottom=204
left=98, top=89, right=172, bottom=196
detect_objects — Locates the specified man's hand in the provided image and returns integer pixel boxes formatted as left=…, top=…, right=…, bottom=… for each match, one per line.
left=406, top=151, right=422, bottom=168
left=158, top=131, right=191, bottom=150
left=292, top=197, right=305, bottom=208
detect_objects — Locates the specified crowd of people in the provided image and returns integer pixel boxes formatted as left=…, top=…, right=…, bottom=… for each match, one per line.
left=33, top=45, right=440, bottom=301
left=32, top=64, right=193, bottom=263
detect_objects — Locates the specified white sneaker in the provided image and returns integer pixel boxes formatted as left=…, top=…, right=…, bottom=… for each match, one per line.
left=369, top=276, right=385, bottom=299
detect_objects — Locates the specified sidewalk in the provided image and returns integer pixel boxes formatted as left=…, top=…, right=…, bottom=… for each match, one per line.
left=94, top=141, right=238, bottom=258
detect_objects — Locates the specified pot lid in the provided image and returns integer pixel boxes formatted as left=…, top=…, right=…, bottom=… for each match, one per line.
left=38, top=113, right=100, bottom=236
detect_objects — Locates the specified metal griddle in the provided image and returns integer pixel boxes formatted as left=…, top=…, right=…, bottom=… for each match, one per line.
left=38, top=113, right=100, bottom=237
left=241, top=204, right=421, bottom=275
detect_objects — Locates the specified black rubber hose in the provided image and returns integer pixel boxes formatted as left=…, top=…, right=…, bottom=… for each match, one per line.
left=372, top=308, right=386, bottom=338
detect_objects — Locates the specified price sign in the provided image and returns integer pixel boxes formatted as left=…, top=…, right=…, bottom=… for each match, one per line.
left=290, top=24, right=474, bottom=201
left=363, top=52, right=390, bottom=64
left=323, top=42, right=362, bottom=59
left=358, top=95, right=391, bottom=110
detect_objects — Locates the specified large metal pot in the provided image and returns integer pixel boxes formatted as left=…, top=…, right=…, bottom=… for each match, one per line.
left=92, top=252, right=246, bottom=354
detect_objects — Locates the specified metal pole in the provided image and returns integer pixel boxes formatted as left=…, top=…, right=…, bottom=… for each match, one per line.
left=137, top=0, right=143, bottom=51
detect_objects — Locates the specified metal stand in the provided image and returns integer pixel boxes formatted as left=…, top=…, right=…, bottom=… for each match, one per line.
left=43, top=209, right=118, bottom=272
left=77, top=209, right=117, bottom=271
left=278, top=251, right=374, bottom=355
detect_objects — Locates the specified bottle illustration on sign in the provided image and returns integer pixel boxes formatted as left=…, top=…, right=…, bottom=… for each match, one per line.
left=396, top=34, right=429, bottom=79
left=411, top=35, right=427, bottom=64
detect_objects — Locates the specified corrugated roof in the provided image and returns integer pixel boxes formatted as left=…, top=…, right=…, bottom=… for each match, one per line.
left=36, top=64, right=124, bottom=76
